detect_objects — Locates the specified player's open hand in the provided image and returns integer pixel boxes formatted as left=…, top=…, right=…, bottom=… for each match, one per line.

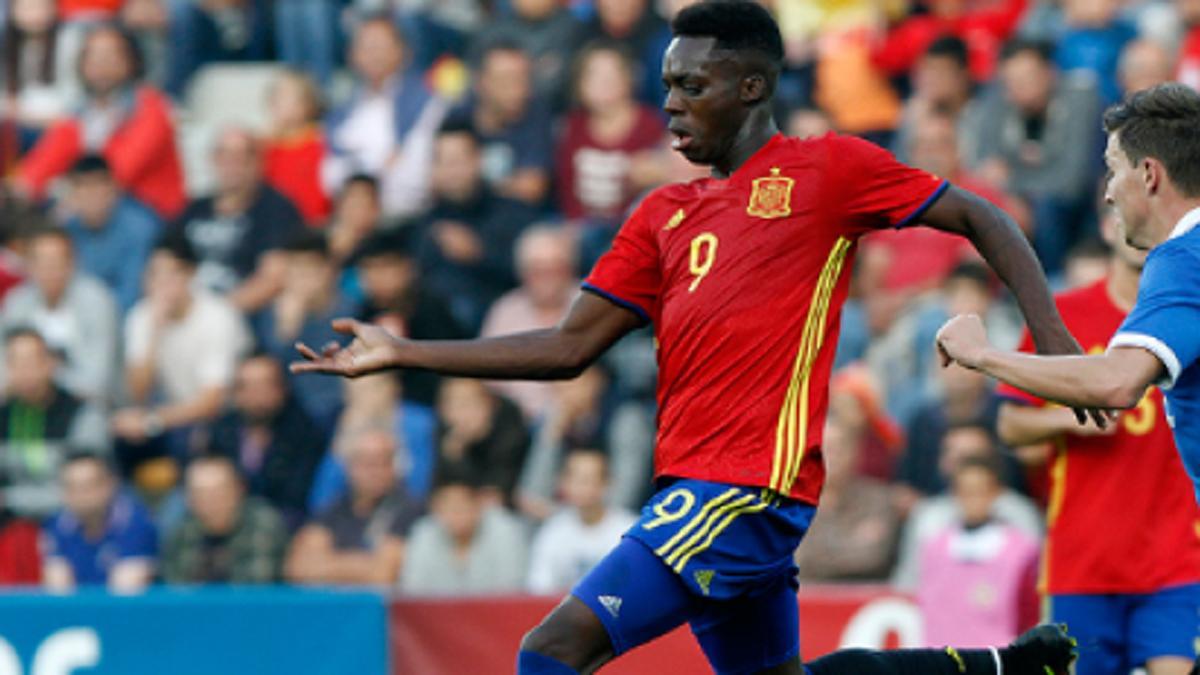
left=290, top=319, right=401, bottom=378
left=936, top=314, right=991, bottom=370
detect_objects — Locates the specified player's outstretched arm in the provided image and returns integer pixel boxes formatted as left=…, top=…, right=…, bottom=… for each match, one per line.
left=290, top=291, right=643, bottom=380
left=937, top=314, right=1163, bottom=410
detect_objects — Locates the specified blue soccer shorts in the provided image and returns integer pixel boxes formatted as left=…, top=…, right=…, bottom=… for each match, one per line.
left=1049, top=583, right=1200, bottom=675
left=571, top=479, right=817, bottom=675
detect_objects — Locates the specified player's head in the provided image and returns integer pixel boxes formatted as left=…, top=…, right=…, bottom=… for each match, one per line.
left=664, top=0, right=783, bottom=165
left=1103, top=83, right=1200, bottom=249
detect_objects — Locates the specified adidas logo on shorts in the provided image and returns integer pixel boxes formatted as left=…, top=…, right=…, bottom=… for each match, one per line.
left=598, top=595, right=622, bottom=618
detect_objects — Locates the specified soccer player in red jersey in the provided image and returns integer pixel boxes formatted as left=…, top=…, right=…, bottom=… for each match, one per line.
left=293, top=2, right=1080, bottom=673
left=996, top=216, right=1200, bottom=675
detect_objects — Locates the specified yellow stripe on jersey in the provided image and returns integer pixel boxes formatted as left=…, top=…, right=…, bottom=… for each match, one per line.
left=671, top=497, right=771, bottom=573
left=654, top=488, right=740, bottom=559
left=664, top=493, right=757, bottom=568
left=770, top=237, right=853, bottom=494
left=1039, top=440, right=1069, bottom=594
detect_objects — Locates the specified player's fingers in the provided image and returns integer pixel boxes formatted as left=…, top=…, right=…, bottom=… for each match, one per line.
left=321, top=342, right=340, bottom=357
left=295, top=342, right=320, bottom=361
left=1088, top=409, right=1108, bottom=429
left=937, top=342, right=952, bottom=368
left=289, top=361, right=330, bottom=374
left=331, top=318, right=360, bottom=335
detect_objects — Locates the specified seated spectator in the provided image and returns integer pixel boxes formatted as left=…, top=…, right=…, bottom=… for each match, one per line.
left=961, top=39, right=1101, bottom=274
left=470, top=0, right=582, bottom=108
left=917, top=455, right=1040, bottom=646
left=42, top=452, right=156, bottom=592
left=207, top=354, right=327, bottom=531
left=1053, top=0, right=1135, bottom=104
left=14, top=24, right=185, bottom=219
left=871, top=0, right=1028, bottom=83
left=0, top=227, right=119, bottom=402
left=263, top=69, right=331, bottom=226
left=161, top=455, right=286, bottom=584
left=0, top=328, right=107, bottom=518
left=174, top=126, right=305, bottom=313
left=892, top=36, right=975, bottom=163
left=785, top=106, right=833, bottom=140
left=0, top=501, right=40, bottom=585
left=579, top=0, right=671, bottom=105
left=481, top=226, right=578, bottom=421
left=63, top=155, right=160, bottom=314
left=355, top=231, right=465, bottom=407
left=434, top=378, right=530, bottom=507
left=115, top=236, right=251, bottom=478
left=526, top=448, right=636, bottom=594
left=0, top=0, right=74, bottom=164
left=449, top=41, right=553, bottom=206
left=327, top=174, right=383, bottom=272
left=286, top=426, right=422, bottom=586
left=1061, top=236, right=1111, bottom=291
left=1116, top=38, right=1173, bottom=97
left=892, top=422, right=1042, bottom=591
left=322, top=16, right=448, bottom=221
left=795, top=415, right=900, bottom=582
left=555, top=41, right=665, bottom=227
left=417, top=120, right=533, bottom=332
left=0, top=200, right=33, bottom=303
left=400, top=468, right=528, bottom=595
left=165, top=0, right=271, bottom=97
left=253, top=233, right=359, bottom=428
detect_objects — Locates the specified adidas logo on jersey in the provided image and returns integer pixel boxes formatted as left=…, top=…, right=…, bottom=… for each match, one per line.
left=694, top=569, right=715, bottom=596
left=598, top=595, right=622, bottom=618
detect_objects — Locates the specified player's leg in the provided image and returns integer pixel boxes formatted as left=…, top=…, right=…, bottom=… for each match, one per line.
left=1045, top=593, right=1126, bottom=675
left=1129, top=583, right=1200, bottom=675
left=517, top=537, right=698, bottom=674
left=687, top=572, right=804, bottom=675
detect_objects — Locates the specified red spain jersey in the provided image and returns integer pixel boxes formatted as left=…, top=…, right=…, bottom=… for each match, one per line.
left=997, top=278, right=1200, bottom=594
left=584, top=133, right=947, bottom=504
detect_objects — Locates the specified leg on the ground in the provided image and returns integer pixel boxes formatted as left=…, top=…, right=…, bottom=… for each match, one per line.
left=688, top=573, right=803, bottom=675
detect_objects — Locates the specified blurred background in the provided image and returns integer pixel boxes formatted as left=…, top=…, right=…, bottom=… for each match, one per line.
left=0, top=0, right=1188, bottom=672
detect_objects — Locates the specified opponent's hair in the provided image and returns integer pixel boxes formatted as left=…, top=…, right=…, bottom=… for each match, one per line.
left=1104, top=82, right=1200, bottom=197
left=672, top=1, right=784, bottom=68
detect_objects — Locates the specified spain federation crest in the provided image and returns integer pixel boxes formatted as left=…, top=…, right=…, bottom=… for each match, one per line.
left=747, top=167, right=793, bottom=219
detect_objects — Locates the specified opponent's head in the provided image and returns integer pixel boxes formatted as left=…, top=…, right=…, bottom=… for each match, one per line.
left=1103, top=83, right=1200, bottom=249
left=664, top=0, right=783, bottom=166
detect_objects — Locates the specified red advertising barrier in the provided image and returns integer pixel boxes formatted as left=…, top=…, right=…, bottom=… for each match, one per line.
left=390, top=586, right=920, bottom=674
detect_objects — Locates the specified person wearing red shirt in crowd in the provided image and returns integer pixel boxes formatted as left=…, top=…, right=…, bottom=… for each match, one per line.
left=12, top=23, right=185, bottom=220
left=0, top=505, right=40, bottom=585
left=555, top=41, right=664, bottom=225
left=292, top=3, right=1081, bottom=674
left=872, top=0, right=1029, bottom=83
left=996, top=213, right=1200, bottom=675
left=263, top=69, right=331, bottom=227
left=57, top=0, right=121, bottom=21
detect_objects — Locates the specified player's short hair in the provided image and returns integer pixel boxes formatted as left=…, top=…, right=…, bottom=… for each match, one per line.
left=924, top=35, right=969, bottom=70
left=672, top=1, right=784, bottom=76
left=1103, top=82, right=1200, bottom=197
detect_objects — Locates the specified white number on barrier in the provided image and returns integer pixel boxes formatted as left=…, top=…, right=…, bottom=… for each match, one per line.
left=0, top=638, right=21, bottom=675
left=0, top=628, right=100, bottom=675
left=839, top=598, right=923, bottom=649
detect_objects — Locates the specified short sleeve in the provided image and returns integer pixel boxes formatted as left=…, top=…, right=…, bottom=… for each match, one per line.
left=829, top=135, right=949, bottom=230
left=995, top=329, right=1045, bottom=406
left=583, top=197, right=661, bottom=323
left=1109, top=246, right=1200, bottom=389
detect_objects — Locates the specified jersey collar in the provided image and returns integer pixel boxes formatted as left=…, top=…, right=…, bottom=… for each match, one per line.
left=1169, top=205, right=1200, bottom=240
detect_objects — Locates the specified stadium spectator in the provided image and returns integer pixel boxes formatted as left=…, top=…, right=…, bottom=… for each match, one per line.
left=327, top=174, right=382, bottom=272
left=0, top=227, right=119, bottom=402
left=0, top=0, right=73, bottom=163
left=824, top=365, right=904, bottom=482
left=262, top=69, right=331, bottom=226
left=917, top=455, right=1040, bottom=646
left=115, top=236, right=251, bottom=477
left=252, top=232, right=359, bottom=428
left=161, top=455, right=287, bottom=584
left=355, top=230, right=465, bottom=407
left=961, top=38, right=1102, bottom=274
left=165, top=0, right=271, bottom=97
left=450, top=42, right=553, bottom=206
left=0, top=501, right=40, bottom=585
left=871, top=0, right=1028, bottom=83
left=1061, top=236, right=1111, bottom=290
left=273, top=0, right=340, bottom=87
left=1178, top=0, right=1200, bottom=90
left=471, top=0, right=582, bottom=108
left=578, top=0, right=671, bottom=105
left=416, top=121, right=533, bottom=333
left=795, top=413, right=900, bottom=582
left=526, top=448, right=635, bottom=594
left=63, top=154, right=160, bottom=314
left=42, top=452, right=156, bottom=592
left=13, top=24, right=186, bottom=219
left=784, top=106, right=833, bottom=140
left=119, top=0, right=171, bottom=89
left=555, top=41, right=665, bottom=226
left=0, top=328, right=107, bottom=518
left=0, top=200, right=31, bottom=303
left=285, top=426, right=422, bottom=586
left=1053, top=0, right=1136, bottom=104
left=481, top=225, right=577, bottom=421
left=892, top=422, right=1042, bottom=591
left=399, top=467, right=529, bottom=595
left=434, top=378, right=530, bottom=506
left=308, top=372, right=436, bottom=513
left=206, top=354, right=327, bottom=532
left=892, top=36, right=975, bottom=163
left=1117, top=38, right=1174, bottom=97
left=173, top=126, right=305, bottom=313
left=322, top=15, right=448, bottom=221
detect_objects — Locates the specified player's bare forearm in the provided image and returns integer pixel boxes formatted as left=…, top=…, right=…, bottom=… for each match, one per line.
left=997, top=402, right=1086, bottom=446
left=975, top=349, right=1151, bottom=410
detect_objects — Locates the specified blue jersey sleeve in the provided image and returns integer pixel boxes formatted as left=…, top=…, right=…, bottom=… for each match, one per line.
left=1109, top=245, right=1200, bottom=388
left=115, top=500, right=158, bottom=560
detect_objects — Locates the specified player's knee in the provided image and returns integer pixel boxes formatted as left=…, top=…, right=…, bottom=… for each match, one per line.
left=520, top=598, right=611, bottom=668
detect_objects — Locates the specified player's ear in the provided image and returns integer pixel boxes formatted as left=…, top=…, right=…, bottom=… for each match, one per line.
left=740, top=73, right=767, bottom=105
left=1143, top=157, right=1162, bottom=195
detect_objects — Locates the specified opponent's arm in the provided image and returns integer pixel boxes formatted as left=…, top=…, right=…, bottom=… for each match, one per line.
left=938, top=314, right=1164, bottom=409
left=996, top=403, right=1115, bottom=446
left=290, top=291, right=643, bottom=379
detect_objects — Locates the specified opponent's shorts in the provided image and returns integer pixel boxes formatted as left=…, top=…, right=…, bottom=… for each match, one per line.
left=571, top=479, right=817, bottom=675
left=1049, top=583, right=1200, bottom=675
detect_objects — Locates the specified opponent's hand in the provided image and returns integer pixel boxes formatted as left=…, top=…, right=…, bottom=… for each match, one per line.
left=1031, top=327, right=1115, bottom=429
left=936, top=314, right=991, bottom=370
left=290, top=319, right=401, bottom=377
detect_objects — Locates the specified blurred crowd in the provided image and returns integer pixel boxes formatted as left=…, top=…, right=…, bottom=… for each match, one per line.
left=0, top=0, right=1188, bottom=647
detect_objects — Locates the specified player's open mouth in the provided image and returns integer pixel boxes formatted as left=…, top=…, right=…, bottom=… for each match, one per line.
left=670, top=130, right=694, bottom=151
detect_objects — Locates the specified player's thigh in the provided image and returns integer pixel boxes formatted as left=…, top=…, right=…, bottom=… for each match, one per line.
left=689, top=572, right=802, bottom=675
left=1128, top=583, right=1200, bottom=670
left=1048, top=594, right=1127, bottom=675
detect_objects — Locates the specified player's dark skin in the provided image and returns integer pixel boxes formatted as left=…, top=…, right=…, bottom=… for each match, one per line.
left=294, top=36, right=1099, bottom=675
